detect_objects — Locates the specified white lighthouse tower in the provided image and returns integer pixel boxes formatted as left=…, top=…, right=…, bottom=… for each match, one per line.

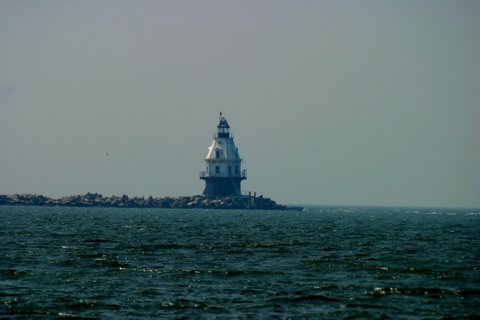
left=200, top=113, right=246, bottom=198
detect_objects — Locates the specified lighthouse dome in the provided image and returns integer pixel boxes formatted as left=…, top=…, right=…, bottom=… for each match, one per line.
left=218, top=117, right=230, bottom=129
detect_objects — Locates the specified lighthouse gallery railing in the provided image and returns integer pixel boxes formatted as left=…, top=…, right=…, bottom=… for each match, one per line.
left=199, top=170, right=247, bottom=179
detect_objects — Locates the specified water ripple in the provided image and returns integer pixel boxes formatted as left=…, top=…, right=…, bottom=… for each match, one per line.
left=0, top=206, right=479, bottom=318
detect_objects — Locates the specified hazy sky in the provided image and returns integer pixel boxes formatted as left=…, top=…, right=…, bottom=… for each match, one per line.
left=1, top=1, right=479, bottom=207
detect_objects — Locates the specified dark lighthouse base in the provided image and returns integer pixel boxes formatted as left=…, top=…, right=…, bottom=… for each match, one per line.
left=201, top=177, right=245, bottom=198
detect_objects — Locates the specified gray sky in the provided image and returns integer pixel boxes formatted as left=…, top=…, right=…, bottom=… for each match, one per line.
left=1, top=0, right=479, bottom=208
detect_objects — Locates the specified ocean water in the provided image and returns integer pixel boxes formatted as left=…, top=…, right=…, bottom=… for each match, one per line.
left=0, top=206, right=479, bottom=319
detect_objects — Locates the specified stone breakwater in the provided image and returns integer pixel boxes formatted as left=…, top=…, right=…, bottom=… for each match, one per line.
left=0, top=193, right=289, bottom=210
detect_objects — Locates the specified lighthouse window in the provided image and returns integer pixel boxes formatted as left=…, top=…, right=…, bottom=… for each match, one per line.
left=235, top=166, right=239, bottom=174
left=215, top=166, right=220, bottom=174
left=215, top=149, right=220, bottom=159
left=228, top=166, right=232, bottom=174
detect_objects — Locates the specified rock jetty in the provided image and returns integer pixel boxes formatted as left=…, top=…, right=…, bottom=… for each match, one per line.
left=0, top=193, right=289, bottom=210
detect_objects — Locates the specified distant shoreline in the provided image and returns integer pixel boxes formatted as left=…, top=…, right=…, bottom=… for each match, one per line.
left=0, top=193, right=300, bottom=211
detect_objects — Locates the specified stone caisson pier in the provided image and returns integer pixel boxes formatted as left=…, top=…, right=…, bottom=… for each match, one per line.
left=0, top=193, right=288, bottom=210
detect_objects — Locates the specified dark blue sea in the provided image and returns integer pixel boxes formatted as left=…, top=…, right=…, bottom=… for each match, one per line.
left=1, top=206, right=479, bottom=319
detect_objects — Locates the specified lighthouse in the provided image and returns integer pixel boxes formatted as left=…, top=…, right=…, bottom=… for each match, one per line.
left=200, top=113, right=247, bottom=198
